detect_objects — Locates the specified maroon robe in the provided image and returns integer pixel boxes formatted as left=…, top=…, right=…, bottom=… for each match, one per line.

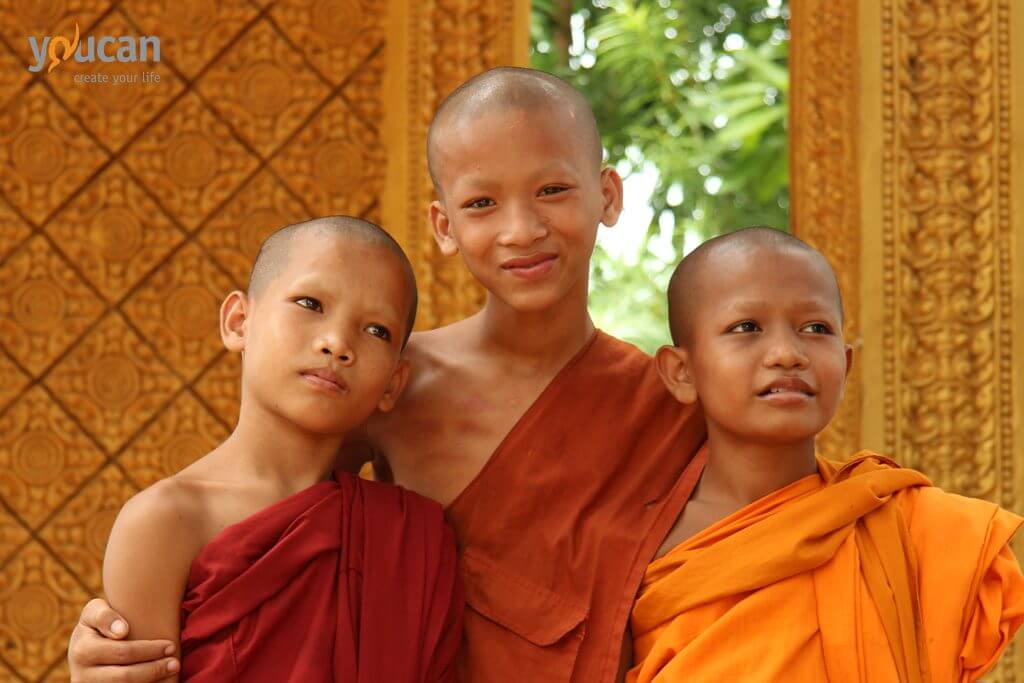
left=179, top=472, right=463, bottom=682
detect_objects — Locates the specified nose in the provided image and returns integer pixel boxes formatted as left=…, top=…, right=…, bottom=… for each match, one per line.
left=497, top=202, right=548, bottom=247
left=763, top=330, right=809, bottom=370
left=315, top=330, right=355, bottom=366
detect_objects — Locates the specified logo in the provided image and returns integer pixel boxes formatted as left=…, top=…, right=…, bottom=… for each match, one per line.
left=27, top=21, right=161, bottom=74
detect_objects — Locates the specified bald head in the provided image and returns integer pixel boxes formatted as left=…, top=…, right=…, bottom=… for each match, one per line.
left=667, top=226, right=843, bottom=346
left=426, top=67, right=603, bottom=191
left=248, top=216, right=418, bottom=345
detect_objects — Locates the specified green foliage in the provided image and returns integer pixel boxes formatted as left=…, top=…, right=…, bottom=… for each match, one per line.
left=531, top=0, right=790, bottom=351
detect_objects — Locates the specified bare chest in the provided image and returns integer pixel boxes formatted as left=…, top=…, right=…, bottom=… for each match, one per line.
left=372, top=371, right=551, bottom=506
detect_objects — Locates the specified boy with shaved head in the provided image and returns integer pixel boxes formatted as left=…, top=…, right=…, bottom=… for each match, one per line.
left=98, top=216, right=463, bottom=681
left=71, top=68, right=705, bottom=682
left=629, top=227, right=1024, bottom=682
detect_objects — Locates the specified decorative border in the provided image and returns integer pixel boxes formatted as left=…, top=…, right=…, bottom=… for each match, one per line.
left=789, top=0, right=862, bottom=460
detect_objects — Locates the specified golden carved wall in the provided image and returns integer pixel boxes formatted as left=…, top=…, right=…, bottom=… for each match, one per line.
left=0, top=1, right=527, bottom=679
left=792, top=1, right=1024, bottom=679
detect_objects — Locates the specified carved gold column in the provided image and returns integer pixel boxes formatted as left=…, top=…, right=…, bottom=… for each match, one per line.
left=383, top=0, right=531, bottom=329
left=793, top=1, right=1024, bottom=679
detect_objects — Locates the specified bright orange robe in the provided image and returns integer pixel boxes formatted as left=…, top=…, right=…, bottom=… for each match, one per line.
left=629, top=453, right=1024, bottom=683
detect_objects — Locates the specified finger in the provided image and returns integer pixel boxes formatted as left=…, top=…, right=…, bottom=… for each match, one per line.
left=78, top=658, right=180, bottom=683
left=80, top=598, right=130, bottom=639
left=79, top=634, right=176, bottom=667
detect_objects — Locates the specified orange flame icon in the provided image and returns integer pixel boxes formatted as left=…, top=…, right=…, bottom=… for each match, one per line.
left=46, top=21, right=80, bottom=73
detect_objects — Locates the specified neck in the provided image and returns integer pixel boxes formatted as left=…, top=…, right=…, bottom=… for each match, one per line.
left=699, top=425, right=819, bottom=508
left=476, top=277, right=594, bottom=361
left=222, top=396, right=346, bottom=494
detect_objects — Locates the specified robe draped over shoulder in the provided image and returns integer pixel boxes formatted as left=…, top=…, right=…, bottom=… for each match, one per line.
left=447, top=331, right=707, bottom=683
left=629, top=452, right=1024, bottom=683
left=180, top=472, right=463, bottom=682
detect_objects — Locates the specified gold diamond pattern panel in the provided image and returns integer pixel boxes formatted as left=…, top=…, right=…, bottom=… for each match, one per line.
left=0, top=84, right=110, bottom=224
left=0, top=1, right=526, bottom=678
left=0, top=236, right=105, bottom=375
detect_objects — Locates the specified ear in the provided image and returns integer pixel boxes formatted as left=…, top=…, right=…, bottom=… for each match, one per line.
left=655, top=344, right=698, bottom=405
left=598, top=166, right=624, bottom=227
left=376, top=358, right=411, bottom=413
left=220, top=290, right=249, bottom=353
left=843, top=343, right=854, bottom=380
left=430, top=200, right=459, bottom=256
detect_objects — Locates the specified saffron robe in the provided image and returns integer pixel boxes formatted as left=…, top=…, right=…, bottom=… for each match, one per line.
left=179, top=472, right=463, bottom=682
left=628, top=453, right=1024, bottom=683
left=447, top=331, right=707, bottom=682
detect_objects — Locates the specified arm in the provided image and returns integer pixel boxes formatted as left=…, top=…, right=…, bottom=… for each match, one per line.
left=97, top=482, right=198, bottom=682
left=68, top=599, right=179, bottom=683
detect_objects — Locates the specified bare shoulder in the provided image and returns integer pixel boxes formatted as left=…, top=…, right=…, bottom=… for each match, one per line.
left=108, top=477, right=207, bottom=562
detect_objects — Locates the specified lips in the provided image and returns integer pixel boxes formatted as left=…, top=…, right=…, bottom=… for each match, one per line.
left=758, top=377, right=815, bottom=397
left=300, top=367, right=348, bottom=394
left=501, top=253, right=557, bottom=270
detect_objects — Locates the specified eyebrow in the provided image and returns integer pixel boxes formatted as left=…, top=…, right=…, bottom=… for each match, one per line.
left=722, top=298, right=838, bottom=315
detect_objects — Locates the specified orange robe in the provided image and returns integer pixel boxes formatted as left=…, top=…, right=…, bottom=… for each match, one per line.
left=447, top=331, right=706, bottom=682
left=629, top=453, right=1024, bottom=683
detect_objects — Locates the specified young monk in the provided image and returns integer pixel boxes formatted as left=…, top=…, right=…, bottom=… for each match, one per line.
left=100, top=216, right=463, bottom=681
left=70, top=68, right=706, bottom=682
left=629, top=226, right=1024, bottom=682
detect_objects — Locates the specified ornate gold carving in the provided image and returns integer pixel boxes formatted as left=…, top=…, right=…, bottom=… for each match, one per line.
left=0, top=85, right=109, bottom=224
left=38, top=466, right=138, bottom=592
left=0, top=195, right=30, bottom=263
left=122, top=243, right=234, bottom=379
left=0, top=351, right=29, bottom=415
left=122, top=92, right=259, bottom=229
left=0, top=387, right=106, bottom=529
left=0, top=236, right=104, bottom=374
left=270, top=0, right=383, bottom=85
left=879, top=0, right=1014, bottom=507
left=789, top=0, right=861, bottom=461
left=44, top=314, right=182, bottom=452
left=270, top=97, right=383, bottom=217
left=0, top=542, right=90, bottom=679
left=45, top=165, right=185, bottom=300
left=198, top=20, right=331, bottom=158
left=121, top=0, right=258, bottom=78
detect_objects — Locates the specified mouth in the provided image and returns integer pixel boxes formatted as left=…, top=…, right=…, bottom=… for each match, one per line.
left=300, top=368, right=349, bottom=395
left=501, top=253, right=558, bottom=278
left=757, top=377, right=816, bottom=401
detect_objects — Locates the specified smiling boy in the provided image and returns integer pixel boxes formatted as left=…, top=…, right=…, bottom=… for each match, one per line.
left=629, top=227, right=1024, bottom=682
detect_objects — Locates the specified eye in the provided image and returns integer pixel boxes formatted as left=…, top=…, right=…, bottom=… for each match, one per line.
left=538, top=185, right=569, bottom=197
left=727, top=320, right=760, bottom=333
left=295, top=297, right=322, bottom=313
left=463, top=197, right=495, bottom=210
left=801, top=322, right=834, bottom=335
left=366, top=324, right=392, bottom=341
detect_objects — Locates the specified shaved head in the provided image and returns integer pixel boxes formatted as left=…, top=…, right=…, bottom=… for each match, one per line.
left=426, top=66, right=603, bottom=192
left=667, top=226, right=843, bottom=346
left=248, top=215, right=418, bottom=346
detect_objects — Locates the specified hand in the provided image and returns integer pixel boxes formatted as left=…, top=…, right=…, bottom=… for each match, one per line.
left=68, top=599, right=180, bottom=683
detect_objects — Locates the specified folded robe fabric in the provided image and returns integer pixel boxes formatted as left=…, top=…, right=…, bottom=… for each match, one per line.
left=179, top=472, right=463, bottom=682
left=447, top=331, right=707, bottom=683
left=629, top=452, right=1024, bottom=683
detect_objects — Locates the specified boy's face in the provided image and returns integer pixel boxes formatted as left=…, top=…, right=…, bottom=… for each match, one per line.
left=224, top=233, right=412, bottom=436
left=666, top=245, right=851, bottom=446
left=429, top=107, right=622, bottom=313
